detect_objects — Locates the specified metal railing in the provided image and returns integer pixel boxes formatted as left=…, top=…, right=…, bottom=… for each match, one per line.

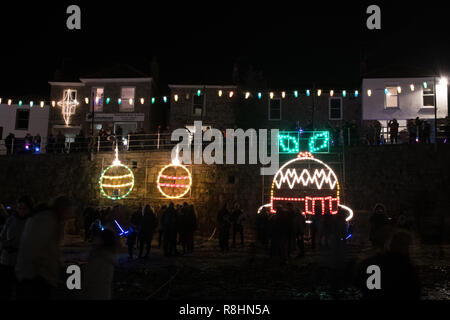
left=0, top=128, right=448, bottom=155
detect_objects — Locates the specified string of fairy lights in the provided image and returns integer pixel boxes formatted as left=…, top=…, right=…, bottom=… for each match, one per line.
left=0, top=79, right=445, bottom=107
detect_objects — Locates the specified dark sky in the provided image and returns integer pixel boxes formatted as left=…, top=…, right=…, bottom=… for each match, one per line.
left=0, top=1, right=449, bottom=98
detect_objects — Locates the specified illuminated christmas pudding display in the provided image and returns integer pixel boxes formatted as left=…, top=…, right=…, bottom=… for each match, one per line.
left=99, top=146, right=135, bottom=200
left=157, top=160, right=192, bottom=199
left=268, top=152, right=353, bottom=221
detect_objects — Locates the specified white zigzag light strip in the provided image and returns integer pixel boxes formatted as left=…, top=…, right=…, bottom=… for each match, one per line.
left=274, top=168, right=338, bottom=190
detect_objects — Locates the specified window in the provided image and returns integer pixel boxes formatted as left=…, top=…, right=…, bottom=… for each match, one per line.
left=329, top=97, right=342, bottom=120
left=193, top=94, right=204, bottom=116
left=269, top=99, right=281, bottom=120
left=63, top=88, right=77, bottom=101
left=423, top=86, right=435, bottom=107
left=92, top=87, right=104, bottom=112
left=385, top=87, right=398, bottom=108
left=120, top=87, right=135, bottom=112
left=15, top=109, right=30, bottom=130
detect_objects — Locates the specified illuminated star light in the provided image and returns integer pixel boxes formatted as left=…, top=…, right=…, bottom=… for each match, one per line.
left=57, top=89, right=78, bottom=126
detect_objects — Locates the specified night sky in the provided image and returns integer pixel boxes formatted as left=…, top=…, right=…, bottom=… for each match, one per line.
left=0, top=1, right=449, bottom=98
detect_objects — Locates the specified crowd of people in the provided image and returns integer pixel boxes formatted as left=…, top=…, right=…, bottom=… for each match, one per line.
left=216, top=203, right=246, bottom=252
left=3, top=116, right=450, bottom=156
left=0, top=194, right=424, bottom=300
left=256, top=203, right=349, bottom=265
left=366, top=116, right=450, bottom=145
left=83, top=202, right=198, bottom=260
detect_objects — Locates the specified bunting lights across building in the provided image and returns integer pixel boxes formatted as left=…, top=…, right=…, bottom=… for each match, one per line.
left=2, top=77, right=446, bottom=107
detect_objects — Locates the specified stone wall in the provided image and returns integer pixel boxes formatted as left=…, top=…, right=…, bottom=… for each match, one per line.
left=0, top=145, right=449, bottom=241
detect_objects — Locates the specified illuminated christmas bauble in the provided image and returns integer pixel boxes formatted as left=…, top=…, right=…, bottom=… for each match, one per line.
left=99, top=163, right=135, bottom=200
left=270, top=152, right=343, bottom=217
left=157, top=163, right=192, bottom=199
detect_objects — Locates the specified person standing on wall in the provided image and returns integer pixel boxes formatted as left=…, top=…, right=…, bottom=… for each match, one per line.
left=388, top=118, right=399, bottom=144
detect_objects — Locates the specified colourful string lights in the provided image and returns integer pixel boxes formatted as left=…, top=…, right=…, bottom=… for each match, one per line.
left=157, top=163, right=192, bottom=199
left=99, top=146, right=135, bottom=200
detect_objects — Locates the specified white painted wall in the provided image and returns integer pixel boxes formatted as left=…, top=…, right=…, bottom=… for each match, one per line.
left=0, top=104, right=49, bottom=139
left=362, top=77, right=448, bottom=120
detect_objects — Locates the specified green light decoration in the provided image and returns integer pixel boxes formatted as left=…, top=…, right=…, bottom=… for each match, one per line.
left=197, top=90, right=201, bottom=96
left=151, top=97, right=156, bottom=104
left=106, top=97, right=111, bottom=104
left=309, top=131, right=330, bottom=153
left=279, top=134, right=300, bottom=153
left=294, top=90, right=299, bottom=98
left=99, top=146, right=135, bottom=200
left=19, top=100, right=22, bottom=106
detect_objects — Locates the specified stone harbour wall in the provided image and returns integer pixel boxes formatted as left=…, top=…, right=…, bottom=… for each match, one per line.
left=0, top=144, right=449, bottom=242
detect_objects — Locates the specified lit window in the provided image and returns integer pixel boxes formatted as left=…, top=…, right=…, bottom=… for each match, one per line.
left=385, top=87, right=398, bottom=108
left=193, top=94, right=204, bottom=116
left=120, top=87, right=135, bottom=112
left=329, top=97, right=342, bottom=120
left=92, top=87, right=104, bottom=112
left=423, top=86, right=435, bottom=107
left=269, top=99, right=281, bottom=120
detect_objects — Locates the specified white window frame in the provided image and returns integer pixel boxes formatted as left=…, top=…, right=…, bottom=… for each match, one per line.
left=63, top=88, right=77, bottom=101
left=15, top=109, right=30, bottom=130
left=385, top=86, right=399, bottom=109
left=120, top=87, right=136, bottom=112
left=268, top=98, right=282, bottom=120
left=329, top=97, right=343, bottom=120
left=91, top=87, right=104, bottom=112
left=192, top=93, right=205, bottom=117
left=422, top=85, right=435, bottom=108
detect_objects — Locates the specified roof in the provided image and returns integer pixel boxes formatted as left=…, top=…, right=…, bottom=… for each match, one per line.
left=79, top=64, right=150, bottom=79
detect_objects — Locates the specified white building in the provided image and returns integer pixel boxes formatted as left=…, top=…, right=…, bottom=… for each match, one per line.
left=362, top=76, right=448, bottom=141
left=0, top=103, right=50, bottom=153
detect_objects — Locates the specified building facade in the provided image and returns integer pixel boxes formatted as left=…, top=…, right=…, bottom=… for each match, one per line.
left=169, top=85, right=362, bottom=133
left=48, top=77, right=156, bottom=141
left=0, top=102, right=50, bottom=153
left=362, top=76, right=449, bottom=141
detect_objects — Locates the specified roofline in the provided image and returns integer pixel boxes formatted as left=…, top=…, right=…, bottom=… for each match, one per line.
left=80, top=78, right=152, bottom=83
left=168, top=84, right=238, bottom=89
left=48, top=81, right=85, bottom=87
left=362, top=76, right=439, bottom=80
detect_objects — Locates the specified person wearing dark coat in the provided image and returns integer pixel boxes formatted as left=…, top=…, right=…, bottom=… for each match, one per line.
left=126, top=208, right=142, bottom=260
left=217, top=204, right=231, bottom=253
left=46, top=134, right=55, bottom=153
left=138, top=205, right=157, bottom=259
left=185, top=205, right=197, bottom=253
left=162, top=203, right=178, bottom=256
left=231, top=204, right=245, bottom=247
left=5, top=133, right=14, bottom=155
